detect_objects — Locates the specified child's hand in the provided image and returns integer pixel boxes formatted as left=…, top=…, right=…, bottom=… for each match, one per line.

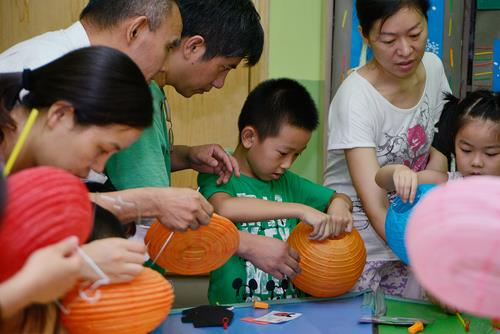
left=300, top=208, right=336, bottom=241
left=20, top=236, right=82, bottom=304
left=239, top=232, right=300, bottom=279
left=393, top=165, right=418, bottom=203
left=328, top=197, right=353, bottom=236
left=80, top=238, right=146, bottom=283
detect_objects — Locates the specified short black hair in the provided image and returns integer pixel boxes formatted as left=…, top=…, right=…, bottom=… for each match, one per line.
left=356, top=0, right=430, bottom=36
left=80, top=0, right=178, bottom=31
left=433, top=90, right=500, bottom=164
left=178, top=0, right=264, bottom=66
left=87, top=204, right=127, bottom=242
left=238, top=78, right=318, bottom=141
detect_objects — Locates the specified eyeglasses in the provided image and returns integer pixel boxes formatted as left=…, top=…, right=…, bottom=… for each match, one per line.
left=162, top=97, right=174, bottom=153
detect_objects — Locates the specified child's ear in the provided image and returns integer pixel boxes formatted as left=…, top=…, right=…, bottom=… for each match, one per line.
left=241, top=126, right=257, bottom=149
left=45, top=101, right=75, bottom=129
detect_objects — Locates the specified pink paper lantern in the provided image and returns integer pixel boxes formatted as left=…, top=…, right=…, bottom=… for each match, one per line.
left=0, top=166, right=93, bottom=282
left=407, top=176, right=500, bottom=318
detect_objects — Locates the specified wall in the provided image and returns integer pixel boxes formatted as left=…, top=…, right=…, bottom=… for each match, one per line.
left=268, top=0, right=327, bottom=183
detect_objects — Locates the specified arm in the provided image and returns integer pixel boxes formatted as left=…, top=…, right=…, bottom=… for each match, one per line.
left=90, top=187, right=213, bottom=231
left=208, top=192, right=337, bottom=240
left=376, top=163, right=448, bottom=204
left=171, top=144, right=240, bottom=184
left=425, top=146, right=449, bottom=172
left=0, top=237, right=81, bottom=319
left=345, top=147, right=389, bottom=240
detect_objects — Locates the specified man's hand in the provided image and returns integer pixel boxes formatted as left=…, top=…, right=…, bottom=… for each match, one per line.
left=187, top=144, right=240, bottom=184
left=238, top=232, right=300, bottom=279
left=153, top=187, right=214, bottom=231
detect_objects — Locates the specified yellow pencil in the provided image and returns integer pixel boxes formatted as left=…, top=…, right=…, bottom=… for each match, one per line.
left=3, top=108, right=39, bottom=176
left=456, top=312, right=470, bottom=332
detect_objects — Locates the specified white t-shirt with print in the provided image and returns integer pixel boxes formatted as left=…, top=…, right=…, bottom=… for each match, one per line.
left=324, top=52, right=451, bottom=261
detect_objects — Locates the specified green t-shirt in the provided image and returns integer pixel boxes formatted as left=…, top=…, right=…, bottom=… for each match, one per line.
left=105, top=81, right=172, bottom=189
left=198, top=170, right=335, bottom=305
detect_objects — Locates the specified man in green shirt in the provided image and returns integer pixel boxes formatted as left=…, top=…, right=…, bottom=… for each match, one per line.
left=105, top=0, right=264, bottom=229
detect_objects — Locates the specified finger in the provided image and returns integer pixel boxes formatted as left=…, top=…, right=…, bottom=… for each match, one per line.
left=284, top=255, right=301, bottom=275
left=308, top=222, right=321, bottom=239
left=199, top=196, right=214, bottom=219
left=279, top=264, right=298, bottom=278
left=270, top=270, right=284, bottom=280
left=124, top=239, right=147, bottom=253
left=52, top=235, right=79, bottom=256
left=409, top=177, right=418, bottom=203
left=288, top=246, right=300, bottom=262
left=229, top=155, right=240, bottom=177
left=346, top=218, right=353, bottom=233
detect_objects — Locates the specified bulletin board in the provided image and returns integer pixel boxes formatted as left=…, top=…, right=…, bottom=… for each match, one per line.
left=468, top=5, right=500, bottom=92
left=329, top=0, right=467, bottom=97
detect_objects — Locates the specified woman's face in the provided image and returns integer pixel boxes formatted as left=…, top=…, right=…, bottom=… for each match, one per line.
left=32, top=111, right=142, bottom=177
left=366, top=6, right=428, bottom=78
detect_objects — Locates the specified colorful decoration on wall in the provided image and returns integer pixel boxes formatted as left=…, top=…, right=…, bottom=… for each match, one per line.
left=493, top=39, right=500, bottom=91
left=407, top=177, right=500, bottom=319
left=145, top=213, right=239, bottom=275
left=61, top=268, right=174, bottom=334
left=287, top=223, right=366, bottom=298
left=0, top=166, right=92, bottom=282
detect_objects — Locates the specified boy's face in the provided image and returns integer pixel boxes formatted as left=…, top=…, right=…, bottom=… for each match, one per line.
left=244, top=124, right=312, bottom=181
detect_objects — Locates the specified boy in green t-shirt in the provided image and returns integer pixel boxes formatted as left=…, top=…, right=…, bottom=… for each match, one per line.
left=198, top=78, right=353, bottom=305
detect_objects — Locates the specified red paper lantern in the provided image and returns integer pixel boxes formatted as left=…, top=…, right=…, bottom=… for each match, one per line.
left=0, top=166, right=92, bottom=282
left=61, top=267, right=174, bottom=334
left=145, top=213, right=239, bottom=275
left=287, top=222, right=366, bottom=297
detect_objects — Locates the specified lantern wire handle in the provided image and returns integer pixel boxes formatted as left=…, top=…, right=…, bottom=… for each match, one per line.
left=151, top=231, right=175, bottom=265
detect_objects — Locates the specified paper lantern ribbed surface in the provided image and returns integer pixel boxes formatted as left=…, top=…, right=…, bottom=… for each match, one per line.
left=0, top=166, right=92, bottom=282
left=407, top=177, right=500, bottom=319
left=385, top=184, right=437, bottom=264
left=145, top=213, right=239, bottom=275
left=61, top=267, right=174, bottom=334
left=287, top=222, right=366, bottom=297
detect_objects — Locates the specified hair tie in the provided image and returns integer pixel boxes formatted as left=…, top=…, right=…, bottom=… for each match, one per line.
left=22, top=68, right=31, bottom=90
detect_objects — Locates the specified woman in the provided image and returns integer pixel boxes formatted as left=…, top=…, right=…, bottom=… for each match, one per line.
left=324, top=0, right=450, bottom=298
left=0, top=46, right=152, bottom=332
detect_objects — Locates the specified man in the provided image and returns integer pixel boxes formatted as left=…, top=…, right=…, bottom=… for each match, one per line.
left=104, top=1, right=300, bottom=282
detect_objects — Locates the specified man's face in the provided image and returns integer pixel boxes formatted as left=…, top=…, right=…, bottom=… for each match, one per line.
left=128, top=4, right=182, bottom=81
left=171, top=52, right=242, bottom=97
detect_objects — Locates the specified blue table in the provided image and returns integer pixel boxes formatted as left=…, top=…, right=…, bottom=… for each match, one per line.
left=152, top=293, right=372, bottom=334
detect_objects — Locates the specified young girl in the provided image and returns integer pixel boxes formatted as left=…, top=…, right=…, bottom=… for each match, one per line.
left=376, top=90, right=500, bottom=202
left=324, top=0, right=450, bottom=298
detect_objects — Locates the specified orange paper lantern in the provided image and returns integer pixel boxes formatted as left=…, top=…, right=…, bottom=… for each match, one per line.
left=287, top=222, right=366, bottom=297
left=61, top=268, right=174, bottom=334
left=145, top=213, right=239, bottom=275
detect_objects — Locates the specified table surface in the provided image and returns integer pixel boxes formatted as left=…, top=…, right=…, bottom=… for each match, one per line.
left=152, top=293, right=373, bottom=334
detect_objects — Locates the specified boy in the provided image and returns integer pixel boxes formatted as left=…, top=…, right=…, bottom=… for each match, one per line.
left=198, top=78, right=353, bottom=304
